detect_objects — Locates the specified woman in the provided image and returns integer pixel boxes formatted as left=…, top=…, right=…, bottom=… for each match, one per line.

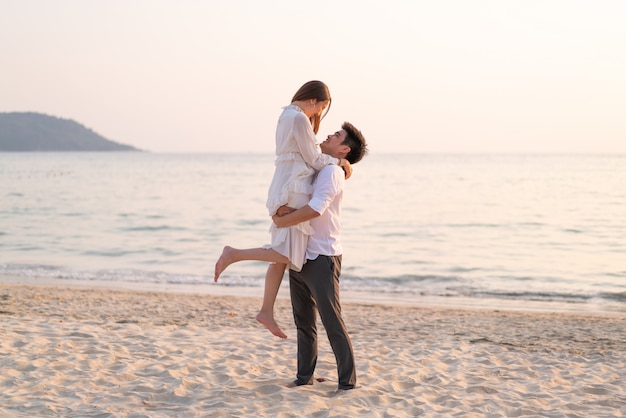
left=214, top=80, right=351, bottom=338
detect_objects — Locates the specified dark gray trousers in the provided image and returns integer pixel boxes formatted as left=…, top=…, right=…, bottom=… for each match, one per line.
left=289, top=255, right=356, bottom=390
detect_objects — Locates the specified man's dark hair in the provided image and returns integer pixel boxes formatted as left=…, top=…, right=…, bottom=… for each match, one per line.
left=341, top=122, right=368, bottom=164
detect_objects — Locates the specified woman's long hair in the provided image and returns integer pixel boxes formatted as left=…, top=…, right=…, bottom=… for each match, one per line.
left=291, top=80, right=331, bottom=134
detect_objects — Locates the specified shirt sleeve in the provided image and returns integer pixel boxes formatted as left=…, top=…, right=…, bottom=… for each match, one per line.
left=308, top=165, right=344, bottom=215
left=292, top=113, right=339, bottom=170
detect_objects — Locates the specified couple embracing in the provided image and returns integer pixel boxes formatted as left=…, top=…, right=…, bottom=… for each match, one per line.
left=215, top=80, right=368, bottom=392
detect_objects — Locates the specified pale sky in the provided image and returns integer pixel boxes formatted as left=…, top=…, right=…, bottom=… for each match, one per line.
left=2, top=0, right=625, bottom=154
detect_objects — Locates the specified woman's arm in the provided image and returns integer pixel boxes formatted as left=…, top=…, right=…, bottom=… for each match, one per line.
left=292, top=114, right=338, bottom=170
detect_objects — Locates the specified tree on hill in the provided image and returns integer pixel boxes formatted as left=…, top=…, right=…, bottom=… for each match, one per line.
left=0, top=112, right=141, bottom=151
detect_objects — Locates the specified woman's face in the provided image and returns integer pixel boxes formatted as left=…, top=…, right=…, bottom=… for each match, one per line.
left=313, top=100, right=329, bottom=117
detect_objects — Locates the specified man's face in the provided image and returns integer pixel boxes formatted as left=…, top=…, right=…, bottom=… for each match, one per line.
left=320, top=129, right=348, bottom=157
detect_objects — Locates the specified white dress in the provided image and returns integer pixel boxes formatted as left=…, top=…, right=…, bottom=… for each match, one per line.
left=265, top=104, right=338, bottom=271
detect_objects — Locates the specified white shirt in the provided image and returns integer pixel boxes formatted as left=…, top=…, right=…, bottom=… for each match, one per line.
left=305, top=164, right=345, bottom=260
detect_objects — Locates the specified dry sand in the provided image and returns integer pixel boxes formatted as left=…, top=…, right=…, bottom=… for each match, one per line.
left=1, top=283, right=625, bottom=417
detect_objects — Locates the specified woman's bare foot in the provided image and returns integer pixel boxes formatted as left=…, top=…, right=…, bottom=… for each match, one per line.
left=256, top=311, right=287, bottom=339
left=214, top=246, right=236, bottom=282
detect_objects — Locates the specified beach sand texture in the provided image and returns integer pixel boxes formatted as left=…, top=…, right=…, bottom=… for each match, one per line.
left=1, top=284, right=625, bottom=417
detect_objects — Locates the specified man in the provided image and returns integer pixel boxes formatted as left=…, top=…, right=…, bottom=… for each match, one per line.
left=272, top=121, right=368, bottom=392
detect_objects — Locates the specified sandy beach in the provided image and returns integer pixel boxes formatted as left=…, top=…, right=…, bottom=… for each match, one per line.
left=1, top=283, right=625, bottom=417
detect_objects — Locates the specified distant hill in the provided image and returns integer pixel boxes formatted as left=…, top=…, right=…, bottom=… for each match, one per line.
left=0, top=112, right=141, bottom=151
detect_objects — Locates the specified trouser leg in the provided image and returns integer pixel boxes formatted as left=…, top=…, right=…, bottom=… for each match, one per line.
left=300, top=256, right=356, bottom=390
left=289, top=267, right=317, bottom=386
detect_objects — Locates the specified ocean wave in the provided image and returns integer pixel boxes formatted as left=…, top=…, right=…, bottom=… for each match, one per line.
left=599, top=291, right=626, bottom=303
left=120, top=225, right=187, bottom=232
left=2, top=264, right=625, bottom=309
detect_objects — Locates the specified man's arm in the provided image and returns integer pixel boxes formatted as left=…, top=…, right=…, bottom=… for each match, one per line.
left=272, top=205, right=320, bottom=228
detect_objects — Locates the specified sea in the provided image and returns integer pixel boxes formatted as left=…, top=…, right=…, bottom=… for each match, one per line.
left=1, top=152, right=625, bottom=314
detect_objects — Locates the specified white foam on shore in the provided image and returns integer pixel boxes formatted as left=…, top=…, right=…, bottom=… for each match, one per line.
left=2, top=273, right=624, bottom=316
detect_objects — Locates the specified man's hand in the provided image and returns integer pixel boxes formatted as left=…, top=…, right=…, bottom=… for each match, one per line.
left=271, top=213, right=283, bottom=226
left=276, top=205, right=296, bottom=217
left=339, top=159, right=352, bottom=180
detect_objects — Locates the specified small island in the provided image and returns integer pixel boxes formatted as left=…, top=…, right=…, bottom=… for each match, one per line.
left=0, top=112, right=141, bottom=151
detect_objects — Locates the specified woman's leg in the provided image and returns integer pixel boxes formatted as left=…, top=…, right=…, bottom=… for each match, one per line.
left=256, top=262, right=288, bottom=339
left=214, top=246, right=288, bottom=281
left=214, top=246, right=290, bottom=338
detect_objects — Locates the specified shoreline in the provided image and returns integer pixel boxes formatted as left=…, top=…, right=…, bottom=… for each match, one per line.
left=1, top=282, right=625, bottom=416
left=2, top=275, right=625, bottom=317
